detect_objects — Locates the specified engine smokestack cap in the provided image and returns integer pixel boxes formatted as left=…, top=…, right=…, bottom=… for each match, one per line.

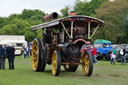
left=69, top=11, right=76, bottom=16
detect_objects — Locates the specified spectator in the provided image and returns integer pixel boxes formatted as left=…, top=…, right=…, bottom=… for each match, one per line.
left=25, top=46, right=30, bottom=58
left=91, top=45, right=97, bottom=64
left=113, top=46, right=117, bottom=55
left=21, top=46, right=25, bottom=58
left=0, top=45, right=5, bottom=69
left=119, top=45, right=126, bottom=65
left=110, top=46, right=117, bottom=65
left=110, top=51, right=116, bottom=65
left=6, top=46, right=15, bottom=70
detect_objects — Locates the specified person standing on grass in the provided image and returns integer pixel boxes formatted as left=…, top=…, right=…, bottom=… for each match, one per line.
left=21, top=46, right=25, bottom=58
left=0, top=45, right=5, bottom=69
left=91, top=45, right=97, bottom=64
left=110, top=51, right=116, bottom=65
left=25, top=46, right=30, bottom=58
left=113, top=46, right=117, bottom=56
left=6, top=45, right=15, bottom=70
left=110, top=46, right=117, bottom=65
left=120, top=45, right=126, bottom=65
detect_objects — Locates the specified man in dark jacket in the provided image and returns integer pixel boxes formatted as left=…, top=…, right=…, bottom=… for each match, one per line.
left=6, top=46, right=15, bottom=70
left=0, top=45, right=5, bottom=69
left=120, top=45, right=126, bottom=65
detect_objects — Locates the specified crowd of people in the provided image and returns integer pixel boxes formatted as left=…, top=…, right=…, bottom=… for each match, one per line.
left=110, top=45, right=126, bottom=65
left=0, top=45, right=15, bottom=70
left=89, top=44, right=126, bottom=65
left=21, top=46, right=30, bottom=58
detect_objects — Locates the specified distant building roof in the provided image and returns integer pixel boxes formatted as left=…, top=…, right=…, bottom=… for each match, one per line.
left=0, top=35, right=25, bottom=40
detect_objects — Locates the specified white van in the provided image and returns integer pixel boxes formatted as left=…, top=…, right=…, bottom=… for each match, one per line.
left=0, top=35, right=27, bottom=55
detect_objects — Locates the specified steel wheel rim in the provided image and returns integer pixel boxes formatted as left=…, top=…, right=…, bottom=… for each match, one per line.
left=32, top=40, right=39, bottom=70
left=82, top=52, right=89, bottom=75
left=52, top=51, right=57, bottom=75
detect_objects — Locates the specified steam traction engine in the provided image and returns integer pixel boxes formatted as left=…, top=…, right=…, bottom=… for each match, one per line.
left=31, top=12, right=104, bottom=76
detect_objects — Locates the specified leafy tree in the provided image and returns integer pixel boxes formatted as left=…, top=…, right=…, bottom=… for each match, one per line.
left=28, top=15, right=42, bottom=25
left=0, top=9, right=46, bottom=42
left=0, top=24, right=17, bottom=35
left=9, top=14, right=20, bottom=21
left=74, top=0, right=108, bottom=16
left=0, top=17, right=9, bottom=29
left=24, top=31, right=36, bottom=42
left=0, top=18, right=34, bottom=41
left=94, top=0, right=128, bottom=43
left=60, top=6, right=69, bottom=17
left=20, top=9, right=45, bottom=20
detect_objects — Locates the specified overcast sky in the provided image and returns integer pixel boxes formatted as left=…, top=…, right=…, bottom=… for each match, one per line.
left=0, top=0, right=77, bottom=17
left=0, top=0, right=113, bottom=17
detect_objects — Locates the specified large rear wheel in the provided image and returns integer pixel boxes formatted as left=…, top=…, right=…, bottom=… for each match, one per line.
left=81, top=51, right=93, bottom=76
left=32, top=39, right=46, bottom=72
left=52, top=50, right=61, bottom=76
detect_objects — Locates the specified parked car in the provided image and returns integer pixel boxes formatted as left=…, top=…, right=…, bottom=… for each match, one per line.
left=94, top=39, right=112, bottom=60
left=125, top=44, right=128, bottom=60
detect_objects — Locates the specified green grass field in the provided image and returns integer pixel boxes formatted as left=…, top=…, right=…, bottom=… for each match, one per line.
left=0, top=56, right=128, bottom=85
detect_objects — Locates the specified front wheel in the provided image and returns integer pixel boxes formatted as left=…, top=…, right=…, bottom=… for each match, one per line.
left=81, top=51, right=93, bottom=76
left=52, top=50, right=61, bottom=76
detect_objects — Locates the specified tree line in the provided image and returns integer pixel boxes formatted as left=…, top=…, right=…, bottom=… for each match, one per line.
left=0, top=0, right=128, bottom=44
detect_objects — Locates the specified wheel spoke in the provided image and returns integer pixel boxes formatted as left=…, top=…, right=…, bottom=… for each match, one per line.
left=33, top=57, right=37, bottom=61
left=34, top=52, right=38, bottom=56
left=34, top=61, right=38, bottom=68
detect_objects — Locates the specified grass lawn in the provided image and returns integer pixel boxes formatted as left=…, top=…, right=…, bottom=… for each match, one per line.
left=0, top=56, right=128, bottom=85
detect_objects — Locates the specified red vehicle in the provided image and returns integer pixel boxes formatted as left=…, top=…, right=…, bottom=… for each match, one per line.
left=31, top=12, right=104, bottom=76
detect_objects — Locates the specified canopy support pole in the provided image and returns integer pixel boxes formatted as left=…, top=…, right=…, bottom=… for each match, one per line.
left=88, top=22, right=91, bottom=39
left=90, top=24, right=100, bottom=39
left=61, top=22, right=71, bottom=38
left=71, top=21, right=74, bottom=38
